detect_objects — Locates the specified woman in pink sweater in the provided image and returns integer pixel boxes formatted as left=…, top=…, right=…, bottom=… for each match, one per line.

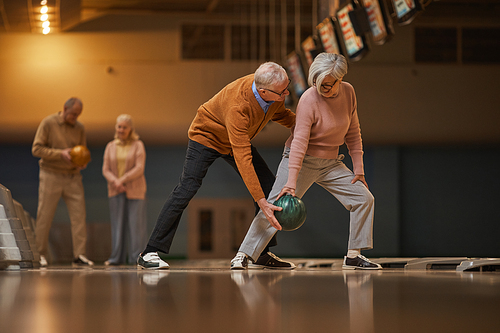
left=232, top=53, right=381, bottom=270
left=102, top=114, right=147, bottom=265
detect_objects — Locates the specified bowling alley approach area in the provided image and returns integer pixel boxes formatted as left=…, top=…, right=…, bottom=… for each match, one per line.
left=1, top=259, right=500, bottom=333
left=2, top=183, right=500, bottom=333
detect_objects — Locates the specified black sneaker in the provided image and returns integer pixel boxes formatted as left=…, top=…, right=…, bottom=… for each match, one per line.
left=72, top=255, right=94, bottom=267
left=230, top=253, right=248, bottom=270
left=248, top=252, right=296, bottom=270
left=342, top=255, right=382, bottom=270
left=137, top=252, right=170, bottom=270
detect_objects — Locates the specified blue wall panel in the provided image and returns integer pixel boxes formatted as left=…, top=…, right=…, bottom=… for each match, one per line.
left=2, top=143, right=499, bottom=259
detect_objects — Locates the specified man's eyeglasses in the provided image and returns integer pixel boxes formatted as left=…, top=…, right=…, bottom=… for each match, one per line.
left=260, top=79, right=291, bottom=97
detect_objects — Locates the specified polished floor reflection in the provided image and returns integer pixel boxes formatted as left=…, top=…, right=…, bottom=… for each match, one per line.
left=1, top=260, right=500, bottom=333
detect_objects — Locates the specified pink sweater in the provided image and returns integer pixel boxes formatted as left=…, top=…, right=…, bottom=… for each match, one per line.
left=102, top=139, right=147, bottom=199
left=284, top=82, right=364, bottom=189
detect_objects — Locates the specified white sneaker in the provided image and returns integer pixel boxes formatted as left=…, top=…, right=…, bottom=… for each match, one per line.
left=230, top=252, right=248, bottom=270
left=73, top=254, right=94, bottom=267
left=141, top=271, right=170, bottom=286
left=137, top=252, right=170, bottom=270
left=39, top=255, right=48, bottom=267
left=231, top=271, right=250, bottom=285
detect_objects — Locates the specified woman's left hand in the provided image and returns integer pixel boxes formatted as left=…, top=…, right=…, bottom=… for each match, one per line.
left=277, top=187, right=295, bottom=200
left=351, top=175, right=369, bottom=189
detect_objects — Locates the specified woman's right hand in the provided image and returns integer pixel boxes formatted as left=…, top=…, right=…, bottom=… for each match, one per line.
left=112, top=179, right=126, bottom=193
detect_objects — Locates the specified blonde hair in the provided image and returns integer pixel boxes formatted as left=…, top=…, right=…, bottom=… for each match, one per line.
left=114, top=114, right=139, bottom=141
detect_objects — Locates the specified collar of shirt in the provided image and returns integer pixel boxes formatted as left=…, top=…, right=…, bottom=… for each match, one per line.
left=114, top=138, right=133, bottom=146
left=56, top=112, right=66, bottom=125
left=57, top=111, right=77, bottom=127
left=252, top=81, right=274, bottom=114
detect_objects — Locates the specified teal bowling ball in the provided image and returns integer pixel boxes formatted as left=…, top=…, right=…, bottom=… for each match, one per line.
left=273, top=194, right=307, bottom=231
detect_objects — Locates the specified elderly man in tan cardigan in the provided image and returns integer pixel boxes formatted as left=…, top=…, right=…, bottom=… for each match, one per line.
left=32, top=97, right=93, bottom=267
left=138, top=62, right=296, bottom=270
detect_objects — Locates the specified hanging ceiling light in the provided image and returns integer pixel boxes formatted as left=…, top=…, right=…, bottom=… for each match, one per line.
left=39, top=0, right=50, bottom=34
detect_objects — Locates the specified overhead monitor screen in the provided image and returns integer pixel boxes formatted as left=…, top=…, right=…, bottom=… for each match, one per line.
left=286, top=52, right=308, bottom=98
left=362, top=0, right=388, bottom=44
left=394, top=0, right=415, bottom=18
left=301, top=36, right=319, bottom=66
left=317, top=18, right=342, bottom=55
left=391, top=0, right=422, bottom=25
left=336, top=2, right=369, bottom=61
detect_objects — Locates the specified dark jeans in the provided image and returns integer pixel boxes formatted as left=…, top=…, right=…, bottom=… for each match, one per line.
left=147, top=139, right=277, bottom=254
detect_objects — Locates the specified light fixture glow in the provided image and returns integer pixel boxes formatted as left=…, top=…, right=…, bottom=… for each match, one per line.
left=40, top=14, right=48, bottom=21
left=40, top=6, right=48, bottom=14
left=43, top=27, right=50, bottom=34
left=42, top=21, right=50, bottom=28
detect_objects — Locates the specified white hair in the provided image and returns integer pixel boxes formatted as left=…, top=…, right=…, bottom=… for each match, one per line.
left=64, top=97, right=82, bottom=110
left=254, top=62, right=288, bottom=89
left=308, top=53, right=348, bottom=95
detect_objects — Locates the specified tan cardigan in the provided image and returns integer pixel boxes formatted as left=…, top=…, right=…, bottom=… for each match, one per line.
left=102, top=139, right=147, bottom=199
left=32, top=112, right=86, bottom=174
left=188, top=74, right=296, bottom=201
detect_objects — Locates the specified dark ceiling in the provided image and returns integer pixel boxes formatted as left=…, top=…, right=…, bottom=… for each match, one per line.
left=0, top=0, right=498, bottom=33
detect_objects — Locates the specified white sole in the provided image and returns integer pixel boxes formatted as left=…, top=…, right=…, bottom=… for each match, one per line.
left=230, top=266, right=247, bottom=270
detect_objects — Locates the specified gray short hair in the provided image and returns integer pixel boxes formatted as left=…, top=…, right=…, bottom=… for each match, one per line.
left=308, top=53, right=348, bottom=95
left=64, top=97, right=83, bottom=110
left=254, top=62, right=288, bottom=89
left=115, top=114, right=139, bottom=141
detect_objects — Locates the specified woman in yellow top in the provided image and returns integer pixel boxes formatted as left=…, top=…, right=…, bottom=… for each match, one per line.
left=102, top=114, right=147, bottom=265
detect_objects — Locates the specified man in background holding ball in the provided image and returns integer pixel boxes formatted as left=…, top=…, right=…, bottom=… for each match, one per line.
left=32, top=97, right=94, bottom=267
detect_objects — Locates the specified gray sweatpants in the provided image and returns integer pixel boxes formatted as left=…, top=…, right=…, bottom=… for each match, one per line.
left=239, top=147, right=375, bottom=261
left=107, top=193, right=147, bottom=264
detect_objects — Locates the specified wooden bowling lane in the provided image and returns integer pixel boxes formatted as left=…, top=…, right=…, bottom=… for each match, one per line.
left=1, top=261, right=500, bottom=333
